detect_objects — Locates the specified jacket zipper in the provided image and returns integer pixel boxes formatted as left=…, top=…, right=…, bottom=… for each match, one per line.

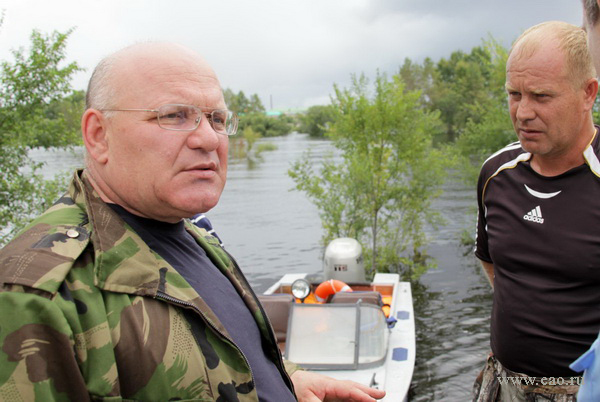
left=220, top=248, right=296, bottom=395
left=155, top=290, right=256, bottom=392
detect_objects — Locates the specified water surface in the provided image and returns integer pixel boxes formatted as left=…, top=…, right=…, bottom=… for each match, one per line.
left=35, top=133, right=492, bottom=401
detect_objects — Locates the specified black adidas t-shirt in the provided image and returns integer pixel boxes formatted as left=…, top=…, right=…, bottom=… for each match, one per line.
left=108, top=204, right=295, bottom=401
left=476, top=131, right=600, bottom=377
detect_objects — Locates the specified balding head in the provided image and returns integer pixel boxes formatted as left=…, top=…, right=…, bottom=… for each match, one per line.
left=86, top=42, right=218, bottom=111
left=81, top=42, right=229, bottom=222
left=509, top=21, right=596, bottom=89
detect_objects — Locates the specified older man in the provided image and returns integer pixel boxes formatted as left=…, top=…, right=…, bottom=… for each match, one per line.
left=473, top=21, right=600, bottom=401
left=0, top=43, right=384, bottom=401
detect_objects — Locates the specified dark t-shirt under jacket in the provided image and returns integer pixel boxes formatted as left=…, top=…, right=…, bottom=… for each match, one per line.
left=109, top=204, right=295, bottom=402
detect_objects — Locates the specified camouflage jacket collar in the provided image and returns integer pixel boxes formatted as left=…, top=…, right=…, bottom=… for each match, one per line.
left=75, top=170, right=264, bottom=340
left=74, top=170, right=226, bottom=307
left=73, top=170, right=164, bottom=298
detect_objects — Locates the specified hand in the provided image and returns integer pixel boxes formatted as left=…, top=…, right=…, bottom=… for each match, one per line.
left=290, top=370, right=386, bottom=402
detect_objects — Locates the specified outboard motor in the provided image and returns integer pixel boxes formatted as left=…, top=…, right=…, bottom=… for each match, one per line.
left=323, top=238, right=365, bottom=282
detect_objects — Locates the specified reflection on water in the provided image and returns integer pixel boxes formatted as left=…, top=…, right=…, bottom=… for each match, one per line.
left=34, top=133, right=492, bottom=401
left=409, top=180, right=492, bottom=401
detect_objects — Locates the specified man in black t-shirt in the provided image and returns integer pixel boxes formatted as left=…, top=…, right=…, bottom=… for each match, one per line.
left=473, top=21, right=600, bottom=401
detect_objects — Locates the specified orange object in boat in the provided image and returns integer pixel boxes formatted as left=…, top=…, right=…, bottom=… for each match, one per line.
left=314, top=279, right=352, bottom=303
left=382, top=295, right=392, bottom=317
left=300, top=292, right=319, bottom=304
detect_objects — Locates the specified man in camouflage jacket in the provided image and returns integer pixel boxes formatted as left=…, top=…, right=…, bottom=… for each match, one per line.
left=0, top=43, right=385, bottom=402
left=0, top=170, right=297, bottom=401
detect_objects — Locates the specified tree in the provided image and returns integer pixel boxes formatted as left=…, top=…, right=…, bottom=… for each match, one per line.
left=28, top=89, right=85, bottom=147
left=237, top=112, right=293, bottom=137
left=223, top=88, right=292, bottom=138
left=289, top=73, right=447, bottom=279
left=401, top=37, right=508, bottom=145
left=453, top=97, right=515, bottom=184
left=224, top=89, right=265, bottom=114
left=249, top=94, right=265, bottom=113
left=0, top=28, right=82, bottom=245
left=298, top=105, right=336, bottom=137
left=398, top=56, right=436, bottom=95
left=452, top=39, right=512, bottom=184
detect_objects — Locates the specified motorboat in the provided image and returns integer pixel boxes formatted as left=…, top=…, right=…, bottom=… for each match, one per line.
left=258, top=238, right=415, bottom=401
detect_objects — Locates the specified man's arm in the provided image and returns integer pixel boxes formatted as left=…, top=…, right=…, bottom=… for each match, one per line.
left=480, top=260, right=494, bottom=289
left=291, top=370, right=385, bottom=402
left=0, top=291, right=89, bottom=400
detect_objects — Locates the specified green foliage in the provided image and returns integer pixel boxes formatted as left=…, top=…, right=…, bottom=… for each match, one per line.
left=0, top=29, right=81, bottom=144
left=398, top=57, right=436, bottom=95
left=290, top=73, right=448, bottom=279
left=230, top=126, right=261, bottom=159
left=229, top=126, right=277, bottom=162
left=453, top=98, right=515, bottom=183
left=451, top=39, right=514, bottom=184
left=224, top=88, right=293, bottom=138
left=0, top=28, right=82, bottom=245
left=400, top=37, right=509, bottom=145
left=238, top=112, right=293, bottom=137
left=29, top=90, right=85, bottom=147
left=223, top=89, right=265, bottom=115
left=298, top=105, right=336, bottom=137
left=400, top=37, right=513, bottom=185
left=593, top=97, right=600, bottom=123
left=242, top=126, right=261, bottom=153
left=256, top=142, right=277, bottom=153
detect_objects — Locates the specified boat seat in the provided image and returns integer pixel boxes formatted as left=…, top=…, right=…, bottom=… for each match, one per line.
left=330, top=291, right=383, bottom=306
left=257, top=293, right=295, bottom=344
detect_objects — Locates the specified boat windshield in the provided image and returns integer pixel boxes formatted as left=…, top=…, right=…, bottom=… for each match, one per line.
left=285, top=303, right=388, bottom=369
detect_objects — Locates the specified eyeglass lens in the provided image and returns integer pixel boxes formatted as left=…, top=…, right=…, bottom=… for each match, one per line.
left=156, top=104, right=236, bottom=134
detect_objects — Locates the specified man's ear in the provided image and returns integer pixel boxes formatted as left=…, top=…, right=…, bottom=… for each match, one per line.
left=583, top=77, right=599, bottom=111
left=82, top=109, right=109, bottom=164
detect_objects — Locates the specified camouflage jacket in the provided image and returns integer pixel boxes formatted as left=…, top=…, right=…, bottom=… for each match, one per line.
left=0, top=170, right=298, bottom=401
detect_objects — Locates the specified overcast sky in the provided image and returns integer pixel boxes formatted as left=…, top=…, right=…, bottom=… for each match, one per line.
left=0, top=0, right=583, bottom=110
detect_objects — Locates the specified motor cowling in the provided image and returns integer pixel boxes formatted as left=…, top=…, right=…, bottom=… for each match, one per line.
left=323, top=238, right=365, bottom=282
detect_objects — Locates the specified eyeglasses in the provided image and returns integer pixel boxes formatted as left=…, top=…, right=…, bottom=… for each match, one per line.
left=102, top=104, right=239, bottom=136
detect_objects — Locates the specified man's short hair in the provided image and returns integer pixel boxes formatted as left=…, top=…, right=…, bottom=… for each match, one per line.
left=85, top=55, right=116, bottom=111
left=510, top=21, right=596, bottom=88
left=584, top=0, right=600, bottom=27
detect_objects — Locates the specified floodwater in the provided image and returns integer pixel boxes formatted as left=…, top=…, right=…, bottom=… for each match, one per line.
left=32, top=132, right=492, bottom=401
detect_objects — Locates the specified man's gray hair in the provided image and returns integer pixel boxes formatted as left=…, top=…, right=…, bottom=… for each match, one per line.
left=84, top=53, right=119, bottom=166
left=85, top=55, right=117, bottom=111
left=85, top=55, right=118, bottom=112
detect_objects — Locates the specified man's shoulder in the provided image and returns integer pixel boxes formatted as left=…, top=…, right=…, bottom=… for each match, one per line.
left=0, top=193, right=91, bottom=296
left=479, top=142, right=528, bottom=180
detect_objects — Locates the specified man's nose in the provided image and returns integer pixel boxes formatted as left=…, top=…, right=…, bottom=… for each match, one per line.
left=187, top=116, right=221, bottom=151
left=515, top=97, right=536, bottom=122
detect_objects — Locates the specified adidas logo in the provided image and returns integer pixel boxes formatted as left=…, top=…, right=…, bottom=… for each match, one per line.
left=523, top=206, right=544, bottom=224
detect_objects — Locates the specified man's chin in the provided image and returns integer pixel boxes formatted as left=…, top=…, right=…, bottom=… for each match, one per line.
left=518, top=139, right=544, bottom=155
left=165, top=184, right=223, bottom=215
left=177, top=197, right=220, bottom=216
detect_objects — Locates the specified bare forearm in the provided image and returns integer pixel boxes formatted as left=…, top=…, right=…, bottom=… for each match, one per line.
left=480, top=260, right=494, bottom=289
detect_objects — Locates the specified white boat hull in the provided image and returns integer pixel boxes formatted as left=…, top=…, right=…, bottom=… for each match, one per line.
left=263, top=273, right=415, bottom=401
